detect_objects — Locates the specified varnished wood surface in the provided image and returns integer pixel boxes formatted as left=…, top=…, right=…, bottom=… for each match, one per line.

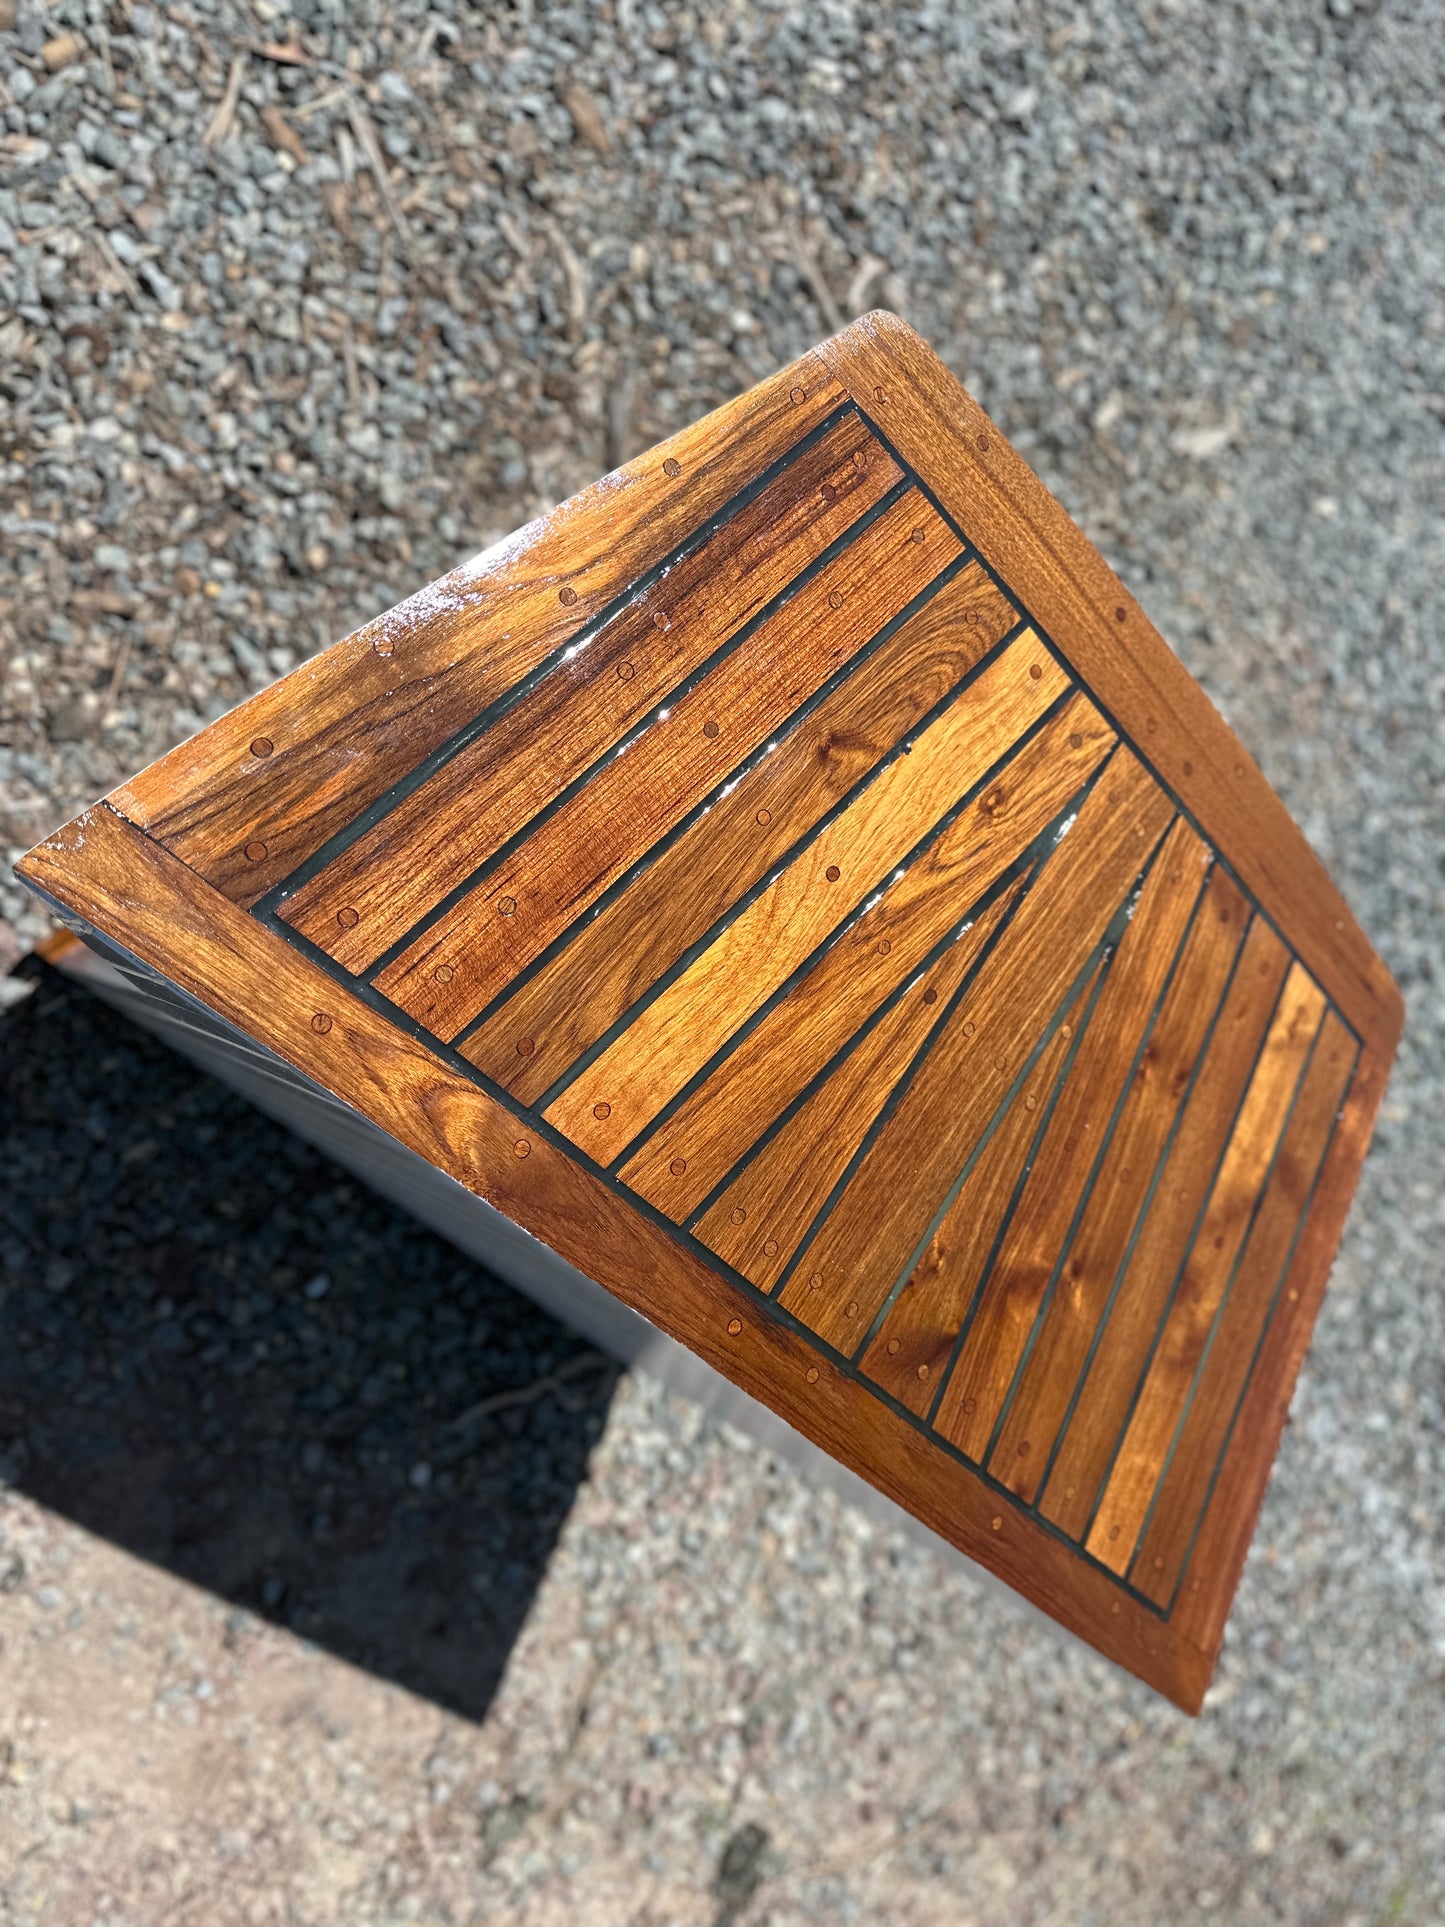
left=1085, top=964, right=1326, bottom=1572
left=692, top=880, right=1028, bottom=1286
left=814, top=315, right=1402, bottom=1061
left=778, top=746, right=1176, bottom=1350
left=1169, top=1042, right=1381, bottom=1659
left=1032, top=917, right=1294, bottom=1540
left=17, top=314, right=1401, bottom=1712
left=932, top=815, right=1211, bottom=1461
left=1128, top=1010, right=1357, bottom=1608
left=375, top=488, right=958, bottom=1034
left=859, top=963, right=1103, bottom=1418
left=18, top=804, right=1217, bottom=1714
left=549, top=631, right=1073, bottom=1169
left=281, top=412, right=901, bottom=972
left=114, top=352, right=846, bottom=907
left=979, top=870, right=1258, bottom=1499
left=615, top=692, right=1110, bottom=1220
left=463, top=558, right=1020, bottom=1104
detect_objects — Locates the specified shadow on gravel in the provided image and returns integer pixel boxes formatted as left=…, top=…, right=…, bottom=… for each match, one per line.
left=0, top=963, right=619, bottom=1723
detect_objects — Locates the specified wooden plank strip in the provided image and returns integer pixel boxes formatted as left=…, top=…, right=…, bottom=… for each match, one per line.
left=693, top=879, right=1028, bottom=1286
left=374, top=488, right=961, bottom=1038
left=931, top=816, right=1212, bottom=1462
left=1085, top=962, right=1326, bottom=1572
left=1169, top=1042, right=1383, bottom=1668
left=17, top=805, right=1214, bottom=1716
left=553, top=635, right=1076, bottom=1168
left=859, top=963, right=1102, bottom=1417
left=977, top=867, right=1256, bottom=1493
left=814, top=313, right=1402, bottom=1063
left=114, top=353, right=846, bottom=907
left=617, top=688, right=1111, bottom=1218
left=461, top=559, right=1019, bottom=1103
left=1032, top=919, right=1294, bottom=1538
left=279, top=415, right=901, bottom=972
left=1129, top=1010, right=1357, bottom=1608
left=777, top=747, right=1176, bottom=1350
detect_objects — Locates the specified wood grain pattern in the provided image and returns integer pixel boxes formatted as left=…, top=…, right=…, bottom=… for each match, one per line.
left=1128, top=1010, right=1356, bottom=1607
left=692, top=879, right=1028, bottom=1287
left=15, top=805, right=1214, bottom=1715
left=779, top=747, right=1175, bottom=1349
left=115, top=352, right=846, bottom=907
left=1085, top=961, right=1326, bottom=1570
left=279, top=414, right=900, bottom=972
left=624, top=686, right=1117, bottom=1217
left=816, top=314, right=1402, bottom=1061
left=858, top=964, right=1102, bottom=1415
left=616, top=689, right=1113, bottom=1217
left=548, top=632, right=1072, bottom=1166
left=17, top=314, right=1402, bottom=1714
left=461, top=559, right=1019, bottom=1103
left=1167, top=1044, right=1384, bottom=1665
left=1033, top=920, right=1295, bottom=1538
left=931, top=816, right=1211, bottom=1461
left=980, top=866, right=1255, bottom=1495
left=374, top=488, right=959, bottom=1037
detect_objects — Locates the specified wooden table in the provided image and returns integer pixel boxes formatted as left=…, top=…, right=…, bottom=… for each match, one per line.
left=18, top=314, right=1400, bottom=1712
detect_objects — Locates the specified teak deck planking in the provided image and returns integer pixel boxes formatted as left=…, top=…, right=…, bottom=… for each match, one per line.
left=114, top=356, right=852, bottom=906
left=775, top=745, right=1178, bottom=1349
left=1030, top=918, right=1295, bottom=1541
left=1125, top=1009, right=1357, bottom=1608
left=932, top=814, right=1212, bottom=1462
left=281, top=412, right=901, bottom=973
left=373, top=488, right=958, bottom=1034
left=463, top=558, right=1021, bottom=1105
left=548, top=630, right=1073, bottom=1169
left=692, top=878, right=1029, bottom=1287
left=858, top=962, right=1105, bottom=1419
left=978, top=869, right=1260, bottom=1497
left=614, top=690, right=1112, bottom=1221
left=18, top=314, right=1400, bottom=1714
left=1084, top=964, right=1326, bottom=1573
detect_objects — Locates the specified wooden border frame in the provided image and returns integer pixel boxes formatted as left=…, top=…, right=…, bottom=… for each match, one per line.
left=816, top=318, right=1400, bottom=1063
left=17, top=316, right=1401, bottom=1712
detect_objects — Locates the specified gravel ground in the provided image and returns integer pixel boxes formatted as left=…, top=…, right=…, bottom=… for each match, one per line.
left=2, top=2, right=1442, bottom=1922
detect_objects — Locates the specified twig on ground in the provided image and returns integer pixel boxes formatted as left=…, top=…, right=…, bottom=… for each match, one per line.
left=202, top=50, right=247, bottom=148
left=845, top=252, right=888, bottom=316
left=445, top=1353, right=613, bottom=1433
left=546, top=219, right=589, bottom=341
left=607, top=366, right=636, bottom=470
left=292, top=86, right=352, bottom=120
left=239, top=38, right=311, bottom=68
left=788, top=224, right=846, bottom=333
left=94, top=635, right=132, bottom=737
left=345, top=93, right=414, bottom=259
left=260, top=104, right=308, bottom=166
left=89, top=229, right=142, bottom=308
